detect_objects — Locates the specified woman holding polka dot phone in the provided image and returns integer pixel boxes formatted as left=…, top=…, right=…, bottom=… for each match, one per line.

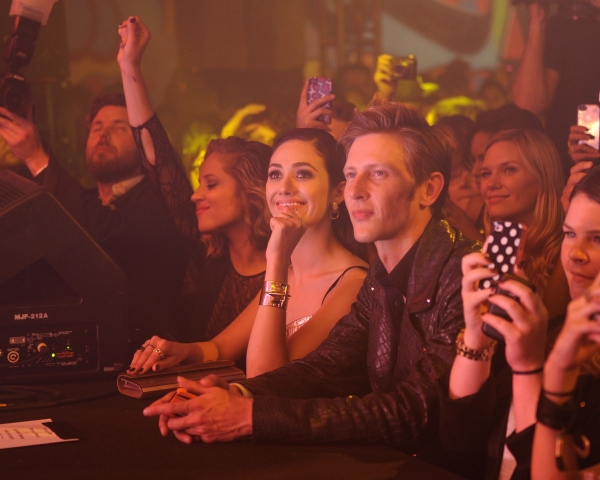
left=479, top=129, right=567, bottom=320
left=479, top=220, right=533, bottom=341
left=437, top=242, right=550, bottom=479
left=437, top=164, right=600, bottom=480
left=435, top=130, right=571, bottom=478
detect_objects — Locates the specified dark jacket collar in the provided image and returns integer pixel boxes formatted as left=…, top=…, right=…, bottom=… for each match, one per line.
left=370, top=217, right=462, bottom=315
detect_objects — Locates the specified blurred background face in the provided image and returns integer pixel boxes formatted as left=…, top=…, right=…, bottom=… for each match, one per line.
left=561, top=193, right=600, bottom=300
left=470, top=130, right=492, bottom=188
left=267, top=140, right=333, bottom=227
left=480, top=141, right=539, bottom=226
left=448, top=160, right=479, bottom=211
left=191, top=153, right=245, bottom=234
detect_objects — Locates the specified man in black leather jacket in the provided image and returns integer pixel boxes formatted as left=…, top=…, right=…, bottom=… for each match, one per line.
left=144, top=102, right=478, bottom=450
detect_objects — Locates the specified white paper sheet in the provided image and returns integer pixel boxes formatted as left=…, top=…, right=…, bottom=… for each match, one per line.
left=0, top=418, right=78, bottom=449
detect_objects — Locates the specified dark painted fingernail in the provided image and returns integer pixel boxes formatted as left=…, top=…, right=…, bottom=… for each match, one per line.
left=130, top=17, right=136, bottom=23
left=154, top=364, right=160, bottom=371
left=128, top=367, right=135, bottom=373
left=589, top=135, right=595, bottom=139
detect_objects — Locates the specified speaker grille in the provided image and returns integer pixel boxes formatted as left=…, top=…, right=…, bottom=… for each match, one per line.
left=0, top=170, right=42, bottom=214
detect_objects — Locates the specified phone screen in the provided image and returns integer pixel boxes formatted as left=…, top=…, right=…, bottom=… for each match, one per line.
left=578, top=104, right=600, bottom=151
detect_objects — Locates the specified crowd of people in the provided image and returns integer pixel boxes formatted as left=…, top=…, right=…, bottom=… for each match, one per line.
left=1, top=6, right=600, bottom=480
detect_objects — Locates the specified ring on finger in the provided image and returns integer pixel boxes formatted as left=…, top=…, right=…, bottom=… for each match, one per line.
left=153, top=347, right=165, bottom=360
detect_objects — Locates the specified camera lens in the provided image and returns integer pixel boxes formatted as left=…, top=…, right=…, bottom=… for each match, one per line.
left=0, top=76, right=33, bottom=118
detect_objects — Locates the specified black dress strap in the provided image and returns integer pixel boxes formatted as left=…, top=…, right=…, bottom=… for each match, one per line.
left=321, top=266, right=368, bottom=305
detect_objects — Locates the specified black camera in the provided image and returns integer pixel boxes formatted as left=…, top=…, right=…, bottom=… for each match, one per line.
left=391, top=55, right=417, bottom=81
left=0, top=1, right=56, bottom=118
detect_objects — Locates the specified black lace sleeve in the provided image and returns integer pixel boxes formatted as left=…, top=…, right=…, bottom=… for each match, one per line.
left=131, top=114, right=199, bottom=245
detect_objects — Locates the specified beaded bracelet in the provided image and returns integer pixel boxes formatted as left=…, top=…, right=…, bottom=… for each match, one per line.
left=455, top=329, right=497, bottom=362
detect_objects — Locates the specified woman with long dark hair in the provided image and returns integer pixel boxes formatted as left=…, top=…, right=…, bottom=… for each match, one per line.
left=118, top=17, right=367, bottom=376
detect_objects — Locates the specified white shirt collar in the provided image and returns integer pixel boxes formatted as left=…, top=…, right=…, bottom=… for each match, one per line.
left=101, top=174, right=145, bottom=207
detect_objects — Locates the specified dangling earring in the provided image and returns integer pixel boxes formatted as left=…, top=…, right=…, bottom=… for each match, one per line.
left=330, top=201, right=340, bottom=220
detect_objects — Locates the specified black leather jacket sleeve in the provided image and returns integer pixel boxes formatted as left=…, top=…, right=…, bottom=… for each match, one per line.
left=239, top=235, right=469, bottom=447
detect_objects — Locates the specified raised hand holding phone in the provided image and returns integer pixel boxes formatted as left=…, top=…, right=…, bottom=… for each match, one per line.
left=569, top=104, right=600, bottom=169
left=306, top=77, right=332, bottom=126
left=482, top=266, right=548, bottom=373
left=479, top=221, right=531, bottom=341
left=296, top=78, right=334, bottom=131
left=577, top=104, right=599, bottom=151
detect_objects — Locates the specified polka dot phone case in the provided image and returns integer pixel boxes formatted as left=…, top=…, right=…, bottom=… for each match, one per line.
left=480, top=221, right=527, bottom=341
left=307, top=77, right=332, bottom=125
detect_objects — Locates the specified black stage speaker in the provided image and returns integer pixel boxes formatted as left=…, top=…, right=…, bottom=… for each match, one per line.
left=0, top=170, right=128, bottom=382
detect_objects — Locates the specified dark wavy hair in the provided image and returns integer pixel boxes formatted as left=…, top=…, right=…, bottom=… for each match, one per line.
left=201, top=137, right=272, bottom=258
left=272, top=128, right=367, bottom=260
left=571, top=165, right=600, bottom=204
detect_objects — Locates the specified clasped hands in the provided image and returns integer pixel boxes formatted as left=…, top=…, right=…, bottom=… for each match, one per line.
left=143, top=374, right=253, bottom=444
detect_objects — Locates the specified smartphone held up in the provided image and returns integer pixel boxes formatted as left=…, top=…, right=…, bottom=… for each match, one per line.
left=307, top=77, right=332, bottom=125
left=578, top=103, right=599, bottom=151
left=479, top=221, right=534, bottom=341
